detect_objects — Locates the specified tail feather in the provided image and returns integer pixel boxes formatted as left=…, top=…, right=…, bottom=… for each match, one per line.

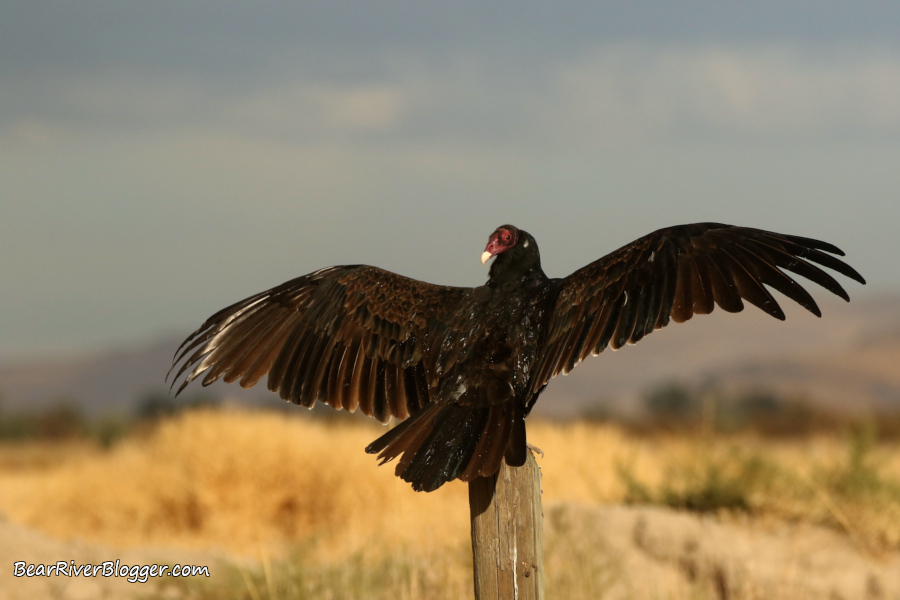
left=401, top=404, right=490, bottom=492
left=365, top=401, right=442, bottom=461
left=458, top=402, right=519, bottom=481
left=365, top=399, right=526, bottom=492
left=459, top=405, right=503, bottom=481
left=464, top=403, right=511, bottom=481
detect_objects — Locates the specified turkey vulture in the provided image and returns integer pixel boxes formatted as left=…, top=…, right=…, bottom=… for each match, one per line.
left=168, top=223, right=865, bottom=492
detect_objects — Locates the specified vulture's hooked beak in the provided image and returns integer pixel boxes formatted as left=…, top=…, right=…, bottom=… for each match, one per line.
left=482, top=233, right=502, bottom=264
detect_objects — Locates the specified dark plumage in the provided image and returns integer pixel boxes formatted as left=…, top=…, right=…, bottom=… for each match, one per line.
left=168, top=223, right=865, bottom=491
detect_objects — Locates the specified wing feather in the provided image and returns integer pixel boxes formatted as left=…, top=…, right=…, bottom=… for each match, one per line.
left=655, top=242, right=679, bottom=329
left=760, top=234, right=864, bottom=282
left=719, top=248, right=785, bottom=320
left=629, top=284, right=655, bottom=344
left=533, top=223, right=864, bottom=392
left=355, top=353, right=375, bottom=417
left=341, top=341, right=363, bottom=413
left=324, top=344, right=347, bottom=409
left=592, top=293, right=624, bottom=355
left=690, top=254, right=716, bottom=315
left=306, top=338, right=339, bottom=405
left=746, top=238, right=850, bottom=300
left=671, top=256, right=694, bottom=323
left=584, top=293, right=619, bottom=356
left=240, top=315, right=300, bottom=388
left=702, top=252, right=744, bottom=313
left=372, top=360, right=389, bottom=423
left=268, top=325, right=307, bottom=394
left=730, top=243, right=821, bottom=317
left=168, top=265, right=472, bottom=424
left=611, top=285, right=641, bottom=350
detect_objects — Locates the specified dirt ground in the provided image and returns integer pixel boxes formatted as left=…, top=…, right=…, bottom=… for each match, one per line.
left=546, top=503, right=900, bottom=600
left=3, top=502, right=899, bottom=600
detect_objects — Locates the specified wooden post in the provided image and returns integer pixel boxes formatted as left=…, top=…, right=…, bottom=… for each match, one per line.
left=468, top=450, right=544, bottom=600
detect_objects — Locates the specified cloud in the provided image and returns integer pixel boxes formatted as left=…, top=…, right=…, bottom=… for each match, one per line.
left=2, top=119, right=67, bottom=149
left=4, top=44, right=900, bottom=150
left=552, top=45, right=900, bottom=141
left=222, top=83, right=412, bottom=135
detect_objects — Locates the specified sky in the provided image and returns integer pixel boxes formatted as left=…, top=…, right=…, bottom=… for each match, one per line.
left=2, top=1, right=898, bottom=361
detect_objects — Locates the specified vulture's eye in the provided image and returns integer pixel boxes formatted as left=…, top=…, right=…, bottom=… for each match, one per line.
left=502, top=232, right=512, bottom=242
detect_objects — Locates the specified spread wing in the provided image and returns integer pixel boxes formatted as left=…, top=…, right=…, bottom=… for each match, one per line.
left=531, top=223, right=866, bottom=390
left=168, top=265, right=473, bottom=423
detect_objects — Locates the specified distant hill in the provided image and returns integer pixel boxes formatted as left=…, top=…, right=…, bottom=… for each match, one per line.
left=0, top=336, right=281, bottom=417
left=1, top=293, right=898, bottom=420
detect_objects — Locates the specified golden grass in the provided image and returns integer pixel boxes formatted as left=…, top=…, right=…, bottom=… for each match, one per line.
left=1, top=407, right=899, bottom=563
left=0, top=410, right=470, bottom=558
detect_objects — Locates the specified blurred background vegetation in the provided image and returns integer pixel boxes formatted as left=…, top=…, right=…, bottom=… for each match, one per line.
left=5, top=377, right=900, bottom=446
left=3, top=400, right=899, bottom=600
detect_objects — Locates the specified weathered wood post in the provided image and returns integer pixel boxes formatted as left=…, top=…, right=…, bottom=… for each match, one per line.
left=468, top=450, right=544, bottom=599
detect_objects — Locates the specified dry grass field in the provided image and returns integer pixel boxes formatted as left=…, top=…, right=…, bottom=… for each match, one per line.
left=2, top=407, right=900, bottom=599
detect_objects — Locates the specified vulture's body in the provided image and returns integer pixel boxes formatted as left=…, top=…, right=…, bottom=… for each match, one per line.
left=169, top=223, right=865, bottom=491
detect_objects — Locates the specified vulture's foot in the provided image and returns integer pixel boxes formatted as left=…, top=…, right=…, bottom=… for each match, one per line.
left=527, top=442, right=544, bottom=458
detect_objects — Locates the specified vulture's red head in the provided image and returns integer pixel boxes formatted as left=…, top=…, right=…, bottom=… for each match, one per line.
left=482, top=225, right=520, bottom=264
left=482, top=224, right=542, bottom=284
